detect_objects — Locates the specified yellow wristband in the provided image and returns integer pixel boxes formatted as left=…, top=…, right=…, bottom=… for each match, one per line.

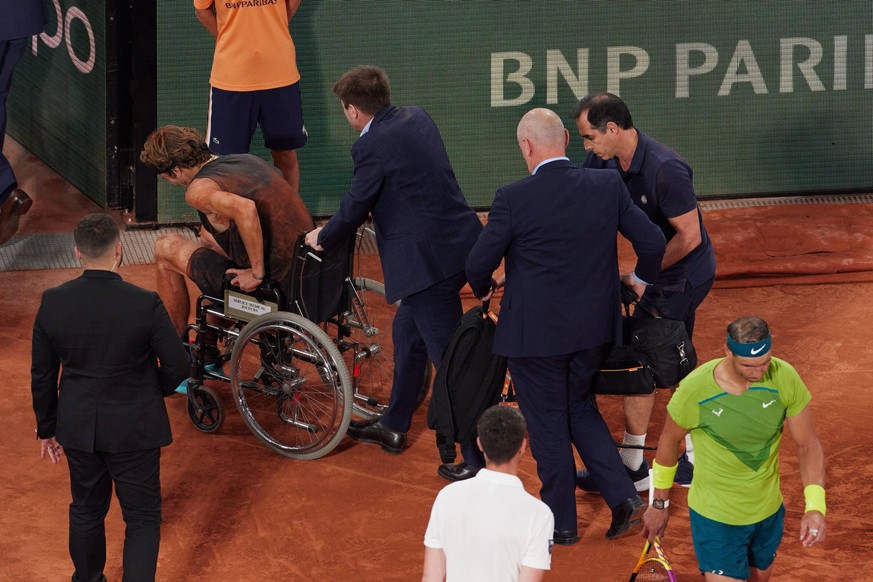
left=652, top=460, right=678, bottom=490
left=803, top=484, right=826, bottom=516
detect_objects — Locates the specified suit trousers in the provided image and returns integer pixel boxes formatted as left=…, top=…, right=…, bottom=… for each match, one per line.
left=378, top=270, right=483, bottom=464
left=508, top=347, right=637, bottom=533
left=65, top=447, right=163, bottom=582
left=0, top=38, right=27, bottom=199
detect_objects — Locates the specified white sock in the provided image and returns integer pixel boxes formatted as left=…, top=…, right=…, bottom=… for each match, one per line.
left=620, top=432, right=646, bottom=470
left=685, top=434, right=695, bottom=464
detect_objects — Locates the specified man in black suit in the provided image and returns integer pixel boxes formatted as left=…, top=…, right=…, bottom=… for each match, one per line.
left=31, top=213, right=190, bottom=582
left=466, top=108, right=666, bottom=545
left=305, top=66, right=484, bottom=477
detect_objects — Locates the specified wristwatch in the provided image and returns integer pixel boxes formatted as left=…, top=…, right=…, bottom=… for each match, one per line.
left=652, top=498, right=670, bottom=510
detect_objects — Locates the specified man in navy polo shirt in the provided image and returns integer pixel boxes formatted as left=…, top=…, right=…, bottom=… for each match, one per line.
left=572, top=92, right=716, bottom=490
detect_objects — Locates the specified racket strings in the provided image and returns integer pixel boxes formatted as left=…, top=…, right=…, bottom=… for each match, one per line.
left=634, top=558, right=672, bottom=581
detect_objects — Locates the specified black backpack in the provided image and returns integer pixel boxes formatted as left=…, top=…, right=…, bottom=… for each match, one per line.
left=427, top=301, right=508, bottom=464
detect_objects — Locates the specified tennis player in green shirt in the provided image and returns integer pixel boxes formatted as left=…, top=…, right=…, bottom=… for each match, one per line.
left=642, top=316, right=826, bottom=581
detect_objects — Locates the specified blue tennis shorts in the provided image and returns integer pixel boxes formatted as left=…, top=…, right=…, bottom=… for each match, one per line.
left=689, top=505, right=785, bottom=580
left=207, top=82, right=307, bottom=153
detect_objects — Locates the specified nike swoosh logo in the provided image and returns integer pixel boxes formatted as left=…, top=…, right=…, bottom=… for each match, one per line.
left=750, top=345, right=766, bottom=355
left=763, top=400, right=776, bottom=408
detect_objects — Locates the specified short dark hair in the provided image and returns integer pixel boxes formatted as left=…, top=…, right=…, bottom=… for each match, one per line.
left=727, top=316, right=770, bottom=344
left=570, top=92, right=634, bottom=131
left=332, top=66, right=391, bottom=115
left=140, top=125, right=213, bottom=174
left=476, top=405, right=527, bottom=465
left=74, top=213, right=120, bottom=259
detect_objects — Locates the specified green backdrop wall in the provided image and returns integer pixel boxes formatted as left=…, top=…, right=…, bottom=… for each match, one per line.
left=7, top=0, right=106, bottom=207
left=157, top=0, right=872, bottom=222
left=9, top=1, right=873, bottom=222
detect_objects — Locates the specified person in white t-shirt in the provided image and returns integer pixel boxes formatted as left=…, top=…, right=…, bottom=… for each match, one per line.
left=423, top=406, right=554, bottom=582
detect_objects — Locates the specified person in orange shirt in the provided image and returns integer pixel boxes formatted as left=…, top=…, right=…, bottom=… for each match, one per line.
left=195, top=0, right=306, bottom=195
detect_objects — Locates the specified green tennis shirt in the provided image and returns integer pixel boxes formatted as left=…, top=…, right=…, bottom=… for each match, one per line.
left=667, top=357, right=811, bottom=525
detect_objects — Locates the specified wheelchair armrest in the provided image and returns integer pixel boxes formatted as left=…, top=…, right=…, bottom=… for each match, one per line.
left=223, top=274, right=284, bottom=306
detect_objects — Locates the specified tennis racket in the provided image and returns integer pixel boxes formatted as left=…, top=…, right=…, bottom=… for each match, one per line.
left=628, top=536, right=677, bottom=582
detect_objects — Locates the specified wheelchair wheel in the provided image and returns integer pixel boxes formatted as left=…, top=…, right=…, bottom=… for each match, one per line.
left=346, top=278, right=432, bottom=420
left=230, top=311, right=353, bottom=460
left=186, top=385, right=224, bottom=433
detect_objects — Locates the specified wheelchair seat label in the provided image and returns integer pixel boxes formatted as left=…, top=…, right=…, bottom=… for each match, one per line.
left=224, top=291, right=278, bottom=322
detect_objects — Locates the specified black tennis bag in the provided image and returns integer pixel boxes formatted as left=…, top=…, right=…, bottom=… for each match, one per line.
left=593, top=289, right=697, bottom=394
left=427, top=301, right=507, bottom=464
left=625, top=313, right=696, bottom=387
left=594, top=344, right=656, bottom=395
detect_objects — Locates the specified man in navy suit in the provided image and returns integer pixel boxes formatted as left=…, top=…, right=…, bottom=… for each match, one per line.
left=32, top=214, right=190, bottom=581
left=0, top=0, right=47, bottom=245
left=306, top=66, right=483, bottom=476
left=466, top=108, right=666, bottom=545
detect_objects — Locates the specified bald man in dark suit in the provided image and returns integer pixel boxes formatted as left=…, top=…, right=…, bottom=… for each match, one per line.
left=466, top=108, right=666, bottom=545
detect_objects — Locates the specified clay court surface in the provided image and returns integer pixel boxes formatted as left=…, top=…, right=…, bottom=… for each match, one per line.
left=1, top=143, right=872, bottom=581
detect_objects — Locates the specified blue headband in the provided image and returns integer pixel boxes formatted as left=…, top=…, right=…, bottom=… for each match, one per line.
left=727, top=334, right=771, bottom=358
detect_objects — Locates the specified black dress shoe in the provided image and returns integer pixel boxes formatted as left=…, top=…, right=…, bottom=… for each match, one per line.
left=346, top=420, right=406, bottom=455
left=552, top=530, right=580, bottom=546
left=0, top=188, right=33, bottom=246
left=437, top=462, right=481, bottom=482
left=605, top=495, right=646, bottom=540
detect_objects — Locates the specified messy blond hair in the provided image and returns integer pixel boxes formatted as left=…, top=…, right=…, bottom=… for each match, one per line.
left=140, top=125, right=212, bottom=173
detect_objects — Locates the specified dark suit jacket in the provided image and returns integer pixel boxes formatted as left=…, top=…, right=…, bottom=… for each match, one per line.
left=31, top=270, right=189, bottom=453
left=466, top=159, right=666, bottom=358
left=318, top=105, right=483, bottom=303
left=0, top=0, right=47, bottom=41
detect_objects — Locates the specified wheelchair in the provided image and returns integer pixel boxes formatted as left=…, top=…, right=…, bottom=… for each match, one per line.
left=181, top=228, right=431, bottom=460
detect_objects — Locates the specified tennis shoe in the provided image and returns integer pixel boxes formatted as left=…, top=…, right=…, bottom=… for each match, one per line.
left=674, top=453, right=693, bottom=487
left=575, top=459, right=650, bottom=494
left=175, top=361, right=224, bottom=395
left=175, top=378, right=191, bottom=395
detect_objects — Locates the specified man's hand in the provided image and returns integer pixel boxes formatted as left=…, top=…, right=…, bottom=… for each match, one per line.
left=620, top=272, right=646, bottom=301
left=40, top=437, right=63, bottom=464
left=481, top=275, right=506, bottom=302
left=305, top=228, right=324, bottom=251
left=641, top=505, right=669, bottom=543
left=226, top=268, right=263, bottom=292
left=800, top=511, right=826, bottom=548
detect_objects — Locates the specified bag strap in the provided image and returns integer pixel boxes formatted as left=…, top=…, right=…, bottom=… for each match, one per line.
left=621, top=281, right=669, bottom=319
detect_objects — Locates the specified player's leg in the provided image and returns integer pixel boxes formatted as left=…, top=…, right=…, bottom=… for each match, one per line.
left=259, top=82, right=307, bottom=194
left=691, top=507, right=756, bottom=582
left=271, top=149, right=299, bottom=194
left=154, top=234, right=201, bottom=334
left=746, top=505, right=784, bottom=582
